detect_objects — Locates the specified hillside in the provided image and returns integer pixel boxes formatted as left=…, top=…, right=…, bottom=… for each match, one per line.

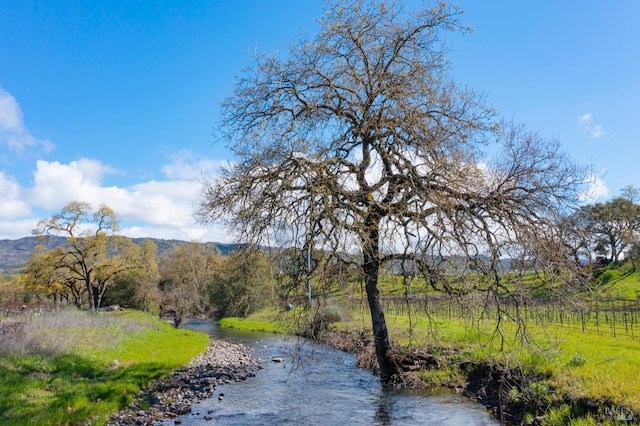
left=0, top=236, right=239, bottom=274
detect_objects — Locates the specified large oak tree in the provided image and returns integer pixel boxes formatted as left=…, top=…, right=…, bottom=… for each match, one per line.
left=584, top=197, right=640, bottom=263
left=32, top=201, right=156, bottom=313
left=198, top=0, right=585, bottom=381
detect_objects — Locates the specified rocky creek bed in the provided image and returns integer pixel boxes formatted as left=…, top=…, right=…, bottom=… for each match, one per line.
left=106, top=339, right=262, bottom=425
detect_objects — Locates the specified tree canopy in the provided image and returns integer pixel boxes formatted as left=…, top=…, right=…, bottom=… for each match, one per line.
left=198, top=0, right=586, bottom=381
left=567, top=195, right=640, bottom=264
left=158, top=241, right=222, bottom=327
left=30, top=201, right=156, bottom=313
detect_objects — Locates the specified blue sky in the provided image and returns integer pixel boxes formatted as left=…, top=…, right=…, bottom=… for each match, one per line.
left=0, top=1, right=638, bottom=242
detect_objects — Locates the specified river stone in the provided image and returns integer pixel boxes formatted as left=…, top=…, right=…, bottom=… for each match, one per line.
left=106, top=339, right=262, bottom=425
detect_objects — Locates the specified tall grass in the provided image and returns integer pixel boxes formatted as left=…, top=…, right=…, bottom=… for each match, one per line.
left=0, top=309, right=208, bottom=425
left=1, top=309, right=145, bottom=356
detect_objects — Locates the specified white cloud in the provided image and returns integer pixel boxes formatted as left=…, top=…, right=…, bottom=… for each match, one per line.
left=30, top=159, right=198, bottom=228
left=0, top=171, right=31, bottom=219
left=0, top=86, right=54, bottom=153
left=0, top=218, right=39, bottom=240
left=161, top=150, right=225, bottom=180
left=0, top=88, right=230, bottom=242
left=579, top=172, right=609, bottom=203
left=0, top=89, right=22, bottom=131
left=578, top=112, right=605, bottom=139
left=578, top=113, right=592, bottom=123
left=31, top=159, right=117, bottom=209
left=125, top=180, right=199, bottom=227
left=121, top=222, right=234, bottom=243
left=0, top=156, right=231, bottom=242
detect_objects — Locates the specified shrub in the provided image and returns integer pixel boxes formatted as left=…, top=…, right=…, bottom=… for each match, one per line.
left=569, top=352, right=587, bottom=367
left=598, top=269, right=619, bottom=285
left=528, top=381, right=551, bottom=405
left=305, top=304, right=346, bottom=337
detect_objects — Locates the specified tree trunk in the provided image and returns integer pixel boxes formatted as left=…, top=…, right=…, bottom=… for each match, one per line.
left=73, top=292, right=81, bottom=309
left=610, top=236, right=618, bottom=263
left=85, top=278, right=97, bottom=313
left=95, top=280, right=108, bottom=311
left=362, top=219, right=399, bottom=383
left=93, top=288, right=101, bottom=312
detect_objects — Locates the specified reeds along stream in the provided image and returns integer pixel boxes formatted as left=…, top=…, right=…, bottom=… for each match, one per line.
left=368, top=295, right=640, bottom=339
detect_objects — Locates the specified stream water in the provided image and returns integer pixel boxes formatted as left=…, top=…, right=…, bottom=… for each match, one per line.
left=180, top=320, right=499, bottom=425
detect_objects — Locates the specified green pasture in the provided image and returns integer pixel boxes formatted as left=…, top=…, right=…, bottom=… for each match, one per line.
left=218, top=308, right=291, bottom=334
left=0, top=310, right=208, bottom=425
left=220, top=268, right=640, bottom=424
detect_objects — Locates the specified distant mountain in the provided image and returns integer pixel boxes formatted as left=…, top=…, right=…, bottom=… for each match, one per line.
left=0, top=236, right=240, bottom=274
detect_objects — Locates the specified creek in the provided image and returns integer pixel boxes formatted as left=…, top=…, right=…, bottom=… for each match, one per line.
left=180, top=320, right=499, bottom=425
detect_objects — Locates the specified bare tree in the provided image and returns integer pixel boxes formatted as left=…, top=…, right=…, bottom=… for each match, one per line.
left=158, top=241, right=222, bottom=326
left=621, top=185, right=640, bottom=204
left=198, top=0, right=585, bottom=382
left=557, top=208, right=595, bottom=266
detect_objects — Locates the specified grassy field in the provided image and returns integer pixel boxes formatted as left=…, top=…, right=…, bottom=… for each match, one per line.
left=0, top=309, right=209, bottom=425
left=220, top=268, right=640, bottom=425
left=592, top=267, right=640, bottom=299
left=380, top=310, right=640, bottom=423
left=218, top=311, right=290, bottom=334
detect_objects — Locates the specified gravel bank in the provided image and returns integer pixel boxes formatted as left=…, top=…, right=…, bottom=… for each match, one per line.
left=107, top=339, right=262, bottom=425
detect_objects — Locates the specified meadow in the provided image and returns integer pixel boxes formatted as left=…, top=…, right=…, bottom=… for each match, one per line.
left=0, top=309, right=208, bottom=425
left=222, top=267, right=640, bottom=425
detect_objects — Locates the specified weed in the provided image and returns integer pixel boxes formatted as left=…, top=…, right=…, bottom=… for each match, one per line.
left=415, top=365, right=463, bottom=387
left=529, top=381, right=550, bottom=402
left=568, top=352, right=587, bottom=367
left=544, top=404, right=572, bottom=425
left=508, top=386, right=522, bottom=404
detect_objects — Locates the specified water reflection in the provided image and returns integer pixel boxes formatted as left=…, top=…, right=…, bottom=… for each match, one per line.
left=374, top=387, right=395, bottom=425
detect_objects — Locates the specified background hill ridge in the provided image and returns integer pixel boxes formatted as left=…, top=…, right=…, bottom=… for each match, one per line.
left=0, top=236, right=239, bottom=274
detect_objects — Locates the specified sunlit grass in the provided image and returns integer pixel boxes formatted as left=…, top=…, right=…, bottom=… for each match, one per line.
left=222, top=301, right=640, bottom=421
left=218, top=308, right=292, bottom=334
left=593, top=268, right=640, bottom=299
left=0, top=309, right=209, bottom=425
left=350, top=308, right=640, bottom=416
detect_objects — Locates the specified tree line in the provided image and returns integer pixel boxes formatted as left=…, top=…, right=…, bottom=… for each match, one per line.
left=5, top=188, right=638, bottom=322
left=6, top=201, right=273, bottom=327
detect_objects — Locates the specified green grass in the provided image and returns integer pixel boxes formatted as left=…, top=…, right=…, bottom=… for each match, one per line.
left=224, top=293, right=640, bottom=423
left=593, top=268, right=640, bottom=299
left=218, top=307, right=292, bottom=333
left=342, top=308, right=640, bottom=422
left=0, top=309, right=209, bottom=425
